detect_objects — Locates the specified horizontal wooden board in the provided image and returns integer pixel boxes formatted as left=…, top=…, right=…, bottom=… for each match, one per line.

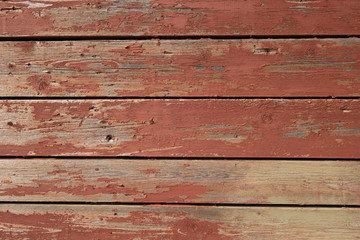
left=0, top=205, right=359, bottom=239
left=1, top=39, right=360, bottom=97
left=0, top=159, right=359, bottom=205
left=0, top=99, right=359, bottom=158
left=0, top=0, right=359, bottom=36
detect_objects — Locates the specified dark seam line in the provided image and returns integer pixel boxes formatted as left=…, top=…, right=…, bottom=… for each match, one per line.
left=0, top=96, right=359, bottom=100
left=0, top=35, right=358, bottom=41
left=0, top=156, right=358, bottom=161
left=0, top=202, right=359, bottom=208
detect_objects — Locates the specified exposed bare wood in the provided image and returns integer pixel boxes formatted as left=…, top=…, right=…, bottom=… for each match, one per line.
left=0, top=99, right=359, bottom=157
left=1, top=39, right=359, bottom=97
left=0, top=205, right=359, bottom=239
left=0, top=0, right=359, bottom=37
left=0, top=159, right=359, bottom=205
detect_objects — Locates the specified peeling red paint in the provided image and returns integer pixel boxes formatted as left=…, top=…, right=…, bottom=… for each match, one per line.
left=140, top=169, right=160, bottom=174
left=172, top=218, right=232, bottom=240
left=0, top=9, right=53, bottom=36
left=27, top=75, right=52, bottom=95
left=0, top=179, right=138, bottom=197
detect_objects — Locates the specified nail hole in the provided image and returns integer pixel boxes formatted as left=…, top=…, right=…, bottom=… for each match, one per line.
left=7, top=121, right=13, bottom=126
left=105, top=135, right=113, bottom=141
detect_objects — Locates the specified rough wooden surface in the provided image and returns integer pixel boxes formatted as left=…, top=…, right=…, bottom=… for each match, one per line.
left=1, top=0, right=358, bottom=238
left=0, top=99, right=359, bottom=157
left=0, top=159, right=359, bottom=205
left=0, top=205, right=359, bottom=240
left=0, top=0, right=359, bottom=37
left=1, top=39, right=359, bottom=97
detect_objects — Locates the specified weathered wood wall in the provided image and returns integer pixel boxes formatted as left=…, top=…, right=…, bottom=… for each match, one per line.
left=0, top=0, right=359, bottom=239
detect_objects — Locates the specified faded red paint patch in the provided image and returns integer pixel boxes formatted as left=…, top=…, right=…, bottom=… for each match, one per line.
left=15, top=41, right=37, bottom=53
left=29, top=101, right=93, bottom=121
left=140, top=169, right=160, bottom=174
left=51, top=60, right=119, bottom=71
left=172, top=218, right=232, bottom=240
left=27, top=75, right=52, bottom=95
left=47, top=170, right=68, bottom=175
left=0, top=8, right=53, bottom=36
left=137, top=183, right=208, bottom=202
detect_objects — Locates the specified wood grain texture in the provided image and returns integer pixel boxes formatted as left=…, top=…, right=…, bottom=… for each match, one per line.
left=0, top=99, right=359, bottom=158
left=1, top=39, right=360, bottom=97
left=0, top=159, right=359, bottom=205
left=0, top=0, right=359, bottom=37
left=0, top=205, right=359, bottom=240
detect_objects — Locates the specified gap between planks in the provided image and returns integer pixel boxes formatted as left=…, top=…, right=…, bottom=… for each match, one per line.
left=0, top=97, right=359, bottom=100
left=0, top=202, right=359, bottom=208
left=0, top=35, right=359, bottom=41
left=0, top=156, right=360, bottom=161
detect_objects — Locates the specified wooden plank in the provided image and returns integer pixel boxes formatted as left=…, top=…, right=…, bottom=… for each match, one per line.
left=0, top=0, right=359, bottom=37
left=0, top=159, right=359, bottom=205
left=0, top=205, right=359, bottom=239
left=0, top=99, right=359, bottom=158
left=1, top=39, right=360, bottom=97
